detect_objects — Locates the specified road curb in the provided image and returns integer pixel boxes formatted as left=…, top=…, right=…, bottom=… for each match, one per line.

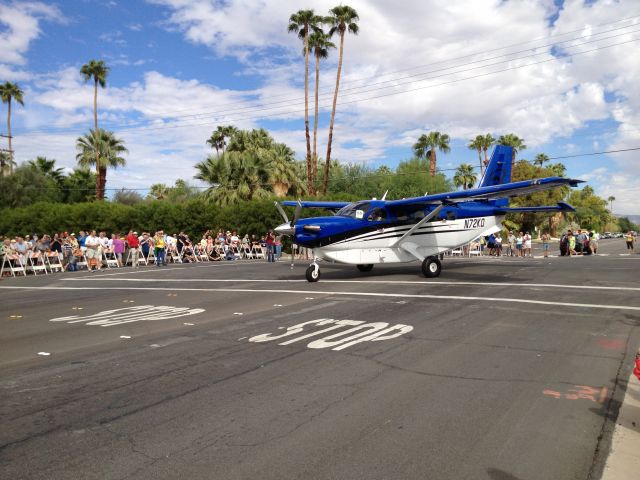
left=601, top=372, right=640, bottom=479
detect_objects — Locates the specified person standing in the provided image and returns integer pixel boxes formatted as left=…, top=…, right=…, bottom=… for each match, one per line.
left=265, top=230, right=276, bottom=263
left=507, top=231, right=516, bottom=257
left=589, top=231, right=599, bottom=255
left=84, top=230, right=100, bottom=271
left=568, top=231, right=577, bottom=256
left=126, top=230, right=140, bottom=267
left=113, top=233, right=125, bottom=266
left=626, top=231, right=635, bottom=252
left=154, top=230, right=166, bottom=267
left=516, top=232, right=523, bottom=257
left=275, top=235, right=282, bottom=261
left=524, top=231, right=532, bottom=257
left=541, top=231, right=550, bottom=258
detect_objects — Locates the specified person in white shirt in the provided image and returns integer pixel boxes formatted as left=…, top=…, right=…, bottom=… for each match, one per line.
left=84, top=230, right=101, bottom=271
left=524, top=232, right=532, bottom=257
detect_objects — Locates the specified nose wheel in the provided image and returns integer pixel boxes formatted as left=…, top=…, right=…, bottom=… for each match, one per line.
left=306, top=261, right=320, bottom=282
left=422, top=256, right=442, bottom=278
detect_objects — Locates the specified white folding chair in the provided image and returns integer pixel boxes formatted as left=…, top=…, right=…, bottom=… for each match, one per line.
left=254, top=246, right=265, bottom=260
left=45, top=252, right=64, bottom=273
left=1, top=254, right=27, bottom=277
left=103, top=250, right=119, bottom=268
left=27, top=253, right=48, bottom=275
left=468, top=243, right=482, bottom=256
left=76, top=252, right=88, bottom=270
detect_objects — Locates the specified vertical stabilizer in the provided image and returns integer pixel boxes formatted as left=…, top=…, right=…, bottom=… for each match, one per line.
left=479, top=145, right=513, bottom=188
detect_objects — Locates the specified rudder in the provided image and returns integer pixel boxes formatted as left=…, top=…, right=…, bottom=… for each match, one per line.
left=479, top=145, right=513, bottom=188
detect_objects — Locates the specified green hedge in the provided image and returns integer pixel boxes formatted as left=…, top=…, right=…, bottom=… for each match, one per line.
left=0, top=198, right=294, bottom=239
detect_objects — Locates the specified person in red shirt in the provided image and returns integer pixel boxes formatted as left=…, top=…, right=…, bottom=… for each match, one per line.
left=126, top=230, right=140, bottom=268
left=265, top=230, right=276, bottom=262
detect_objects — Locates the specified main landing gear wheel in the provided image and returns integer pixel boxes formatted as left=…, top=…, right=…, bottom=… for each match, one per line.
left=356, top=264, right=374, bottom=272
left=306, top=265, right=320, bottom=282
left=422, top=256, right=442, bottom=278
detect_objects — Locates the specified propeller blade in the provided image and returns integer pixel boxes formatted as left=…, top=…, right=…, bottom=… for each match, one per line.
left=274, top=201, right=289, bottom=224
left=291, top=200, right=302, bottom=226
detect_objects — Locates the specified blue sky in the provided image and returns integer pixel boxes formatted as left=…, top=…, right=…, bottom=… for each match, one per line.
left=1, top=0, right=639, bottom=213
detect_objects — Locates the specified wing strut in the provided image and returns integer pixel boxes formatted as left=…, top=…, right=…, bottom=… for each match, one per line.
left=391, top=203, right=444, bottom=247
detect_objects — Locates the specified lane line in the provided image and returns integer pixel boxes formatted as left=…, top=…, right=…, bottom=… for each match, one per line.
left=1, top=285, right=639, bottom=311
left=59, top=277, right=640, bottom=292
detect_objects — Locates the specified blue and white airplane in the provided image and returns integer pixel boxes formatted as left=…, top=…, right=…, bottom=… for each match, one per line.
left=275, top=146, right=582, bottom=282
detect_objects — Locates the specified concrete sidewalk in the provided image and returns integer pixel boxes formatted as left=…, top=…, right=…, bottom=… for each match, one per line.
left=601, top=370, right=640, bottom=479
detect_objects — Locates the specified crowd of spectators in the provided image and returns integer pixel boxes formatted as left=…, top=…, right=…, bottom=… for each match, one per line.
left=0, top=228, right=284, bottom=276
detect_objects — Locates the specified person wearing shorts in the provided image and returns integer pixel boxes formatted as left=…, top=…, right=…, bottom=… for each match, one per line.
left=516, top=232, right=523, bottom=257
left=84, top=230, right=101, bottom=271
left=541, top=232, right=550, bottom=258
left=626, top=232, right=635, bottom=252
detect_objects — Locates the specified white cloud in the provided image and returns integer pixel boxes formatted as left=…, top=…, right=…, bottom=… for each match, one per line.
left=7, top=0, right=640, bottom=212
left=0, top=1, right=63, bottom=65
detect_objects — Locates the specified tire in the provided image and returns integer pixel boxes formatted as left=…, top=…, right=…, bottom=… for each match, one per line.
left=356, top=264, right=374, bottom=272
left=422, top=257, right=442, bottom=278
left=306, top=265, right=320, bottom=282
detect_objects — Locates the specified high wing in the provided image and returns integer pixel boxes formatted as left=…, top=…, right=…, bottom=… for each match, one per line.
left=281, top=200, right=350, bottom=211
left=384, top=177, right=584, bottom=208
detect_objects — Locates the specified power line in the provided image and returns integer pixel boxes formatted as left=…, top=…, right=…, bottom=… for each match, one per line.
left=15, top=36, right=640, bottom=140
left=13, top=23, right=640, bottom=136
left=10, top=146, right=639, bottom=192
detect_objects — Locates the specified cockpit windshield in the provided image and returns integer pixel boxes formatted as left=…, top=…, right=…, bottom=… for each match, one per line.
left=336, top=202, right=371, bottom=219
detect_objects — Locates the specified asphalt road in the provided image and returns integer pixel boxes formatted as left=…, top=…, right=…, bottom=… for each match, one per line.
left=1, top=239, right=639, bottom=480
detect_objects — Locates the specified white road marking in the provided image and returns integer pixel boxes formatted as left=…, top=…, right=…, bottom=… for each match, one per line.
left=62, top=277, right=640, bottom=292
left=4, top=285, right=640, bottom=311
left=183, top=322, right=194, bottom=326
left=233, top=312, right=244, bottom=315
left=120, top=335, right=131, bottom=339
left=37, top=352, right=50, bottom=356
left=49, top=305, right=205, bottom=327
left=273, top=304, right=283, bottom=307
left=248, top=318, right=413, bottom=351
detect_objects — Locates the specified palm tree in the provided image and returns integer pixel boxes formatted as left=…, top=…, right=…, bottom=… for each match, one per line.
left=479, top=133, right=495, bottom=168
left=149, top=183, right=169, bottom=200
left=206, top=130, right=225, bottom=156
left=0, top=151, right=16, bottom=177
left=533, top=153, right=550, bottom=167
left=76, top=128, right=127, bottom=200
left=453, top=163, right=477, bottom=190
left=289, top=10, right=321, bottom=195
left=268, top=143, right=305, bottom=197
left=0, top=81, right=25, bottom=174
left=497, top=133, right=526, bottom=168
left=28, top=156, right=65, bottom=184
left=195, top=151, right=271, bottom=207
left=468, top=135, right=483, bottom=176
left=608, top=196, right=615, bottom=213
left=80, top=60, right=110, bottom=194
left=413, top=131, right=451, bottom=176
left=80, top=60, right=109, bottom=131
left=322, top=4, right=359, bottom=195
left=308, top=29, right=335, bottom=193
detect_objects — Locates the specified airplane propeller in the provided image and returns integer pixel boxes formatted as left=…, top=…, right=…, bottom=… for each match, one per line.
left=274, top=200, right=307, bottom=236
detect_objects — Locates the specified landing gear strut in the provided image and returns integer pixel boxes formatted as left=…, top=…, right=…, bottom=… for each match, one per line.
left=356, top=264, right=374, bottom=272
left=421, top=256, right=442, bottom=278
left=306, top=259, right=320, bottom=282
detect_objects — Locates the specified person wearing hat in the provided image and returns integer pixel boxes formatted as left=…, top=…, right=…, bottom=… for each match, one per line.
left=126, top=230, right=140, bottom=268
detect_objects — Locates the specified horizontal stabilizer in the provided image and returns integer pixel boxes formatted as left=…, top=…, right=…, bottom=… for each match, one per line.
left=497, top=202, right=576, bottom=213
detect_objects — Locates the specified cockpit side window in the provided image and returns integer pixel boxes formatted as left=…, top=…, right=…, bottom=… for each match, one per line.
left=367, top=208, right=387, bottom=222
left=336, top=202, right=371, bottom=219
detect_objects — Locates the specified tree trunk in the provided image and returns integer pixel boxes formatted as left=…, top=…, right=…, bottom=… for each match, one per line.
left=483, top=147, right=489, bottom=167
left=6, top=98, right=12, bottom=175
left=323, top=30, right=345, bottom=195
left=429, top=148, right=436, bottom=177
left=312, top=51, right=320, bottom=196
left=273, top=181, right=288, bottom=198
left=95, top=166, right=107, bottom=201
left=93, top=79, right=102, bottom=200
left=477, top=148, right=483, bottom=177
left=303, top=27, right=312, bottom=195
left=511, top=149, right=516, bottom=169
